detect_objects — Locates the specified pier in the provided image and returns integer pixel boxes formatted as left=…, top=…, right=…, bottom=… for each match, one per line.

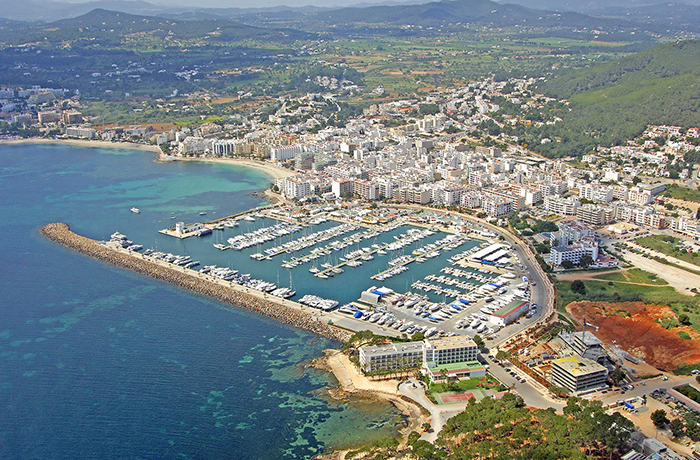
left=370, top=234, right=471, bottom=281
left=278, top=222, right=401, bottom=269
left=314, top=243, right=389, bottom=278
left=40, top=223, right=352, bottom=343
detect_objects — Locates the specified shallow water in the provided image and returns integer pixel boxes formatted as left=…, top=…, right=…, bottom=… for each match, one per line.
left=0, top=143, right=406, bottom=459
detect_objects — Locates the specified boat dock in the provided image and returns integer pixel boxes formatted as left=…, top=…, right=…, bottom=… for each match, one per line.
left=277, top=222, right=404, bottom=268
left=313, top=243, right=390, bottom=278
left=258, top=222, right=361, bottom=260
left=370, top=234, right=471, bottom=281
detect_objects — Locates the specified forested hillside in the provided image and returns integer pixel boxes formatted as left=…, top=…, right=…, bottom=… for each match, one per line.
left=520, top=40, right=700, bottom=157
left=342, top=395, right=635, bottom=460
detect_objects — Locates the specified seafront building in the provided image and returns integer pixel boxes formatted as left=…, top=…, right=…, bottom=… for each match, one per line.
left=424, top=336, right=479, bottom=365
left=359, top=336, right=484, bottom=382
left=359, top=341, right=425, bottom=373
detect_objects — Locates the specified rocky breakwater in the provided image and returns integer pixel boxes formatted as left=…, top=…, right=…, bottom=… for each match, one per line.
left=40, top=223, right=352, bottom=343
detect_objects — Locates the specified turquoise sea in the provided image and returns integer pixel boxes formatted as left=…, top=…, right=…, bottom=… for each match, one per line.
left=0, top=143, right=408, bottom=459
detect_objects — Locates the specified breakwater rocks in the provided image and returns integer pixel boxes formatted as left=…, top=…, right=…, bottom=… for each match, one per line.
left=40, top=223, right=352, bottom=343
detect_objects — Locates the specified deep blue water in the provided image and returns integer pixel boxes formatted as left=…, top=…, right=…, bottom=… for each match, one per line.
left=0, top=144, right=406, bottom=460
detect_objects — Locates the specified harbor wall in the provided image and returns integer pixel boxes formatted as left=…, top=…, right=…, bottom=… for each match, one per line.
left=40, top=223, right=352, bottom=343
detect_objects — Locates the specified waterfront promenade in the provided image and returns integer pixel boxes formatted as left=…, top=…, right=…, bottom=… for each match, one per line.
left=40, top=223, right=352, bottom=343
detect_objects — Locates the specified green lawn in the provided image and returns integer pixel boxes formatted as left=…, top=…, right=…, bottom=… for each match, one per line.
left=662, top=184, right=700, bottom=203
left=593, top=268, right=668, bottom=285
left=429, top=375, right=499, bottom=394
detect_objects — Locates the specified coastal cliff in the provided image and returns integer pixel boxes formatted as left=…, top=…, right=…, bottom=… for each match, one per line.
left=40, top=223, right=352, bottom=343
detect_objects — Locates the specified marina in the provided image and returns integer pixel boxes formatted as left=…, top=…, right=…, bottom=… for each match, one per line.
left=93, top=203, right=531, bottom=341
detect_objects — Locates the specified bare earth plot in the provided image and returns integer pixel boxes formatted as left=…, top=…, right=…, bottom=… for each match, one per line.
left=567, top=301, right=700, bottom=371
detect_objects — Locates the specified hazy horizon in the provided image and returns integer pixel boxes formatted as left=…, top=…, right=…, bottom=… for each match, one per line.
left=41, top=0, right=432, bottom=10
left=22, top=0, right=700, bottom=11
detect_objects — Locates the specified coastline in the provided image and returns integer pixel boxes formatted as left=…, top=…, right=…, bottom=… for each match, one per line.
left=314, top=350, right=428, bottom=458
left=157, top=152, right=297, bottom=181
left=40, top=222, right=352, bottom=343
left=39, top=221, right=426, bottom=453
left=0, top=137, right=297, bottom=181
left=0, top=137, right=161, bottom=154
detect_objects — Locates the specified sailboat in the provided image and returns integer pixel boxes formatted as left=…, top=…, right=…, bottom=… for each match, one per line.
left=285, top=271, right=296, bottom=298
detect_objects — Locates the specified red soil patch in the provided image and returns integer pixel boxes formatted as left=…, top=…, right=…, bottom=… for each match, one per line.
left=566, top=301, right=700, bottom=370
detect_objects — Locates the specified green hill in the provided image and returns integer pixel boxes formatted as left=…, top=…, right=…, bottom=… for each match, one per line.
left=529, top=40, right=700, bottom=156
left=2, top=8, right=311, bottom=45
left=312, top=0, right=642, bottom=33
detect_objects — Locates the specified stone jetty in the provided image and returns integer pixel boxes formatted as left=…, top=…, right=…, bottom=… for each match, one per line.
left=40, top=223, right=352, bottom=343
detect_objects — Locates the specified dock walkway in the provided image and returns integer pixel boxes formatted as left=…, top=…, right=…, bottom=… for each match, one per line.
left=370, top=235, right=471, bottom=281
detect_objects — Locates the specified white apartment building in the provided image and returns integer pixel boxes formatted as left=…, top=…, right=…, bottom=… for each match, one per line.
left=627, top=186, right=653, bottom=205
left=482, top=196, right=513, bottom=217
left=580, top=183, right=614, bottom=203
left=430, top=183, right=464, bottom=205
left=461, top=191, right=483, bottom=209
left=277, top=177, right=312, bottom=200
left=424, top=336, right=478, bottom=365
left=539, top=182, right=567, bottom=197
left=178, top=136, right=213, bottom=155
left=576, top=204, right=614, bottom=226
left=556, top=220, right=595, bottom=245
left=211, top=139, right=240, bottom=157
left=522, top=188, right=543, bottom=206
left=544, top=195, right=580, bottom=216
left=65, top=127, right=95, bottom=139
left=271, top=144, right=303, bottom=162
left=551, top=237, right=599, bottom=266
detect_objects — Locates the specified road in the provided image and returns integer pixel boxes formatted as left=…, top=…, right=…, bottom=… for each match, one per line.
left=599, top=374, right=697, bottom=407
left=484, top=356, right=566, bottom=412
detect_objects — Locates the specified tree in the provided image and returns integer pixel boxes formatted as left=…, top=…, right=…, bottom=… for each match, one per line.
left=562, top=260, right=575, bottom=270
left=496, top=350, right=507, bottom=361
left=549, top=385, right=570, bottom=397
left=473, top=334, right=484, bottom=348
left=571, top=279, right=587, bottom=294
left=609, top=368, right=626, bottom=385
left=679, top=313, right=691, bottom=326
left=579, top=254, right=593, bottom=268
left=670, top=418, right=686, bottom=438
left=651, top=409, right=669, bottom=428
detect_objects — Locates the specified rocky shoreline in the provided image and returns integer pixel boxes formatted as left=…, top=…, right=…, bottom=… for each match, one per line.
left=40, top=223, right=352, bottom=343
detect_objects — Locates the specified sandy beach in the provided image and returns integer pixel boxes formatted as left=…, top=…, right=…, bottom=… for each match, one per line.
left=0, top=137, right=297, bottom=181
left=158, top=151, right=297, bottom=180
left=0, top=137, right=162, bottom=154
